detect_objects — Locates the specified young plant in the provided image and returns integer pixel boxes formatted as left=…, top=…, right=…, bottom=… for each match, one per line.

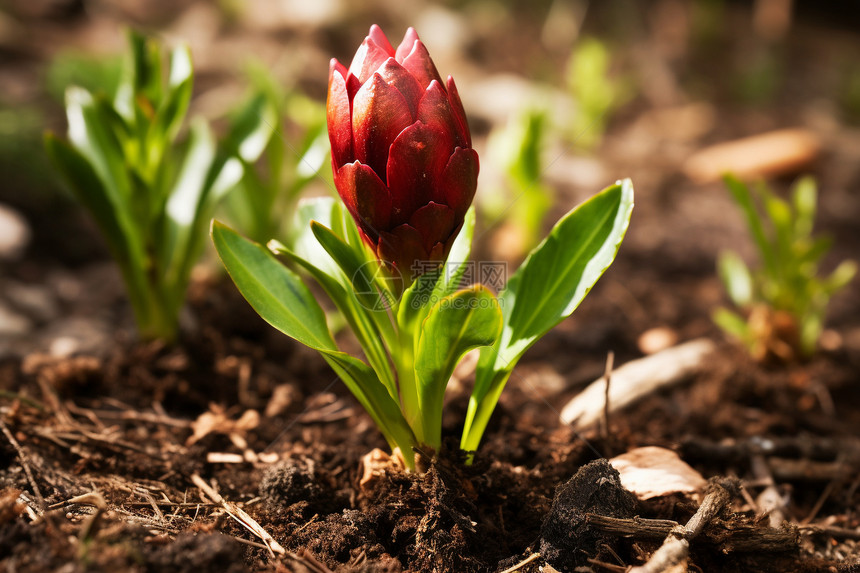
left=212, top=26, right=634, bottom=470
left=714, top=175, right=856, bottom=361
left=484, top=107, right=553, bottom=257
left=567, top=37, right=625, bottom=150
left=45, top=30, right=273, bottom=341
left=226, top=63, right=330, bottom=243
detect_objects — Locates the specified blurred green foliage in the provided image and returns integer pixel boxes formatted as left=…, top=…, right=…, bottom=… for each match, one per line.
left=838, top=63, right=860, bottom=124
left=485, top=107, right=552, bottom=254
left=714, top=175, right=856, bottom=361
left=225, top=61, right=329, bottom=244
left=45, top=51, right=123, bottom=103
left=45, top=30, right=274, bottom=341
left=567, top=37, right=626, bottom=150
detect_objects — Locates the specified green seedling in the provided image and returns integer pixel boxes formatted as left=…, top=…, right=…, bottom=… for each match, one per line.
left=225, top=62, right=329, bottom=244
left=45, top=30, right=274, bottom=341
left=714, top=175, right=856, bottom=361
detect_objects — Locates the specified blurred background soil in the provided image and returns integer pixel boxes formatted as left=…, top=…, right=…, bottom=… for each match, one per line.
left=0, top=0, right=859, bottom=571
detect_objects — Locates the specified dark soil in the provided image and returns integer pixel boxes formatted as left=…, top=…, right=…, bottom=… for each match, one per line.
left=2, top=1, right=860, bottom=572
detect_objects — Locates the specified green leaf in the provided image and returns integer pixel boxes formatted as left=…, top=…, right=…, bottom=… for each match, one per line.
left=212, top=220, right=337, bottom=350
left=311, top=222, right=397, bottom=314
left=151, top=45, right=193, bottom=145
left=161, top=118, right=217, bottom=281
left=461, top=179, right=634, bottom=453
left=756, top=182, right=792, bottom=269
left=65, top=87, right=132, bottom=203
left=414, top=286, right=502, bottom=448
left=713, top=307, right=752, bottom=341
left=320, top=352, right=417, bottom=468
left=295, top=121, right=330, bottom=181
left=224, top=92, right=278, bottom=164
left=268, top=236, right=397, bottom=399
left=212, top=220, right=414, bottom=465
left=718, top=251, right=753, bottom=307
left=822, top=260, right=857, bottom=295
left=45, top=133, right=149, bottom=318
left=799, top=310, right=823, bottom=358
left=725, top=174, right=775, bottom=273
left=791, top=176, right=816, bottom=239
left=288, top=197, right=343, bottom=281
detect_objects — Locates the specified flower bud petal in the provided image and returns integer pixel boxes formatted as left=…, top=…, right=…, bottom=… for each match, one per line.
left=335, top=161, right=392, bottom=241
left=368, top=24, right=395, bottom=56
left=417, top=80, right=461, bottom=148
left=328, top=26, right=478, bottom=277
left=377, top=224, right=428, bottom=275
left=446, top=76, right=471, bottom=148
left=440, top=147, right=479, bottom=221
left=352, top=73, right=414, bottom=181
left=386, top=121, right=454, bottom=226
left=394, top=27, right=420, bottom=64
left=327, top=60, right=353, bottom=168
left=349, top=37, right=393, bottom=84
left=377, top=58, right=423, bottom=118
left=409, top=202, right=456, bottom=253
left=400, top=39, right=442, bottom=89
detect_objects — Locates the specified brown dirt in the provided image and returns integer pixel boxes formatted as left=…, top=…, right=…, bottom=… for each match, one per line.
left=2, top=1, right=860, bottom=571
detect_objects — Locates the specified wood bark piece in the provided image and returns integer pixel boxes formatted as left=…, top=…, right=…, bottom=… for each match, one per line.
left=681, top=435, right=860, bottom=463
left=587, top=513, right=799, bottom=552
left=560, top=339, right=716, bottom=429
left=683, top=128, right=820, bottom=183
left=629, top=478, right=735, bottom=573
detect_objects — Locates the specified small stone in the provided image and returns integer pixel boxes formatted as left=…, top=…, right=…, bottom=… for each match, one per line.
left=39, top=317, right=112, bottom=358
left=260, top=459, right=322, bottom=514
left=4, top=281, right=58, bottom=323
left=0, top=302, right=32, bottom=336
left=819, top=329, right=842, bottom=352
left=0, top=203, right=30, bottom=261
left=683, top=128, right=820, bottom=183
left=264, top=383, right=301, bottom=418
left=637, top=326, right=679, bottom=355
left=519, top=363, right=567, bottom=396
left=359, top=448, right=392, bottom=490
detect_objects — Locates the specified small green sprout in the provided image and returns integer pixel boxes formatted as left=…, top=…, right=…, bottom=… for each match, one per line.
left=567, top=37, right=625, bottom=150
left=45, top=30, right=274, bottom=342
left=484, top=107, right=552, bottom=255
left=714, top=175, right=856, bottom=361
left=225, top=62, right=329, bottom=244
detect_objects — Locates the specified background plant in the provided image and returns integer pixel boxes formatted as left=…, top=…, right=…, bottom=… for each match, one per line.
left=483, top=107, right=553, bottom=256
left=714, top=175, right=856, bottom=361
left=567, top=36, right=626, bottom=150
left=45, top=30, right=274, bottom=341
left=225, top=63, right=329, bottom=244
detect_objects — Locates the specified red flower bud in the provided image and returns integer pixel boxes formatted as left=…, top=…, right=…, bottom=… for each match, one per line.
left=327, top=25, right=478, bottom=281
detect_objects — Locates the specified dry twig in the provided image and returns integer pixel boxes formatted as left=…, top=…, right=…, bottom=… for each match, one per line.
left=499, top=552, right=541, bottom=573
left=629, top=478, right=735, bottom=573
left=0, top=417, right=46, bottom=512
left=190, top=473, right=286, bottom=557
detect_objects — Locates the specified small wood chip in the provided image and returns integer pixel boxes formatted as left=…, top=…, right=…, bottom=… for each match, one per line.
left=609, top=447, right=707, bottom=500
left=560, top=339, right=716, bottom=429
left=683, top=128, right=820, bottom=183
